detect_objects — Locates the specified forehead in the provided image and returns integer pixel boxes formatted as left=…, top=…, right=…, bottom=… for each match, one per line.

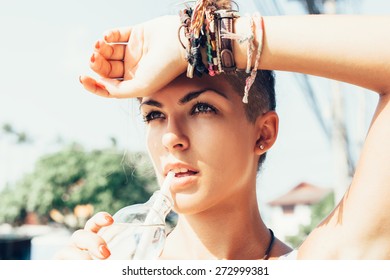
left=146, top=73, right=237, bottom=100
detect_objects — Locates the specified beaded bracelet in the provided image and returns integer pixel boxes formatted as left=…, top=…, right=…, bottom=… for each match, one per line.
left=179, top=0, right=229, bottom=78
left=205, top=7, right=218, bottom=76
left=178, top=0, right=264, bottom=104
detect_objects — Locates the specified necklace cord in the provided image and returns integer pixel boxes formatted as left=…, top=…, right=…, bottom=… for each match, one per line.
left=263, top=228, right=275, bottom=260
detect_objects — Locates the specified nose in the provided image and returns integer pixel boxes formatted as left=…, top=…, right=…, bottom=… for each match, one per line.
left=162, top=119, right=189, bottom=152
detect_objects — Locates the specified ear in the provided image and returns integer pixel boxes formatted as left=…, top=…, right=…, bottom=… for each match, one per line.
left=254, top=111, right=279, bottom=155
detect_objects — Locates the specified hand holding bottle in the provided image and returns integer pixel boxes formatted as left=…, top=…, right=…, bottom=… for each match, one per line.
left=55, top=172, right=175, bottom=260
left=97, top=171, right=175, bottom=260
left=54, top=211, right=114, bottom=260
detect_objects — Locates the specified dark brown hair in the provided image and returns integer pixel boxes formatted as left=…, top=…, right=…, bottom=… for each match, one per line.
left=224, top=70, right=276, bottom=168
left=225, top=70, right=276, bottom=121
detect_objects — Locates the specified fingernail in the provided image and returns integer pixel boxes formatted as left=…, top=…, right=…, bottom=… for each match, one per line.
left=79, top=76, right=83, bottom=84
left=99, top=245, right=111, bottom=258
left=90, top=53, right=95, bottom=63
left=95, top=41, right=100, bottom=49
left=104, top=215, right=113, bottom=223
left=104, top=35, right=109, bottom=43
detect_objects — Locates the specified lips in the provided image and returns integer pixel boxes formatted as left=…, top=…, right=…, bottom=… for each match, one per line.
left=170, top=168, right=198, bottom=177
left=163, top=164, right=199, bottom=190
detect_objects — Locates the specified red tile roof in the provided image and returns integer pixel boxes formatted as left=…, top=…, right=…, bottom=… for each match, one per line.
left=268, top=182, right=332, bottom=206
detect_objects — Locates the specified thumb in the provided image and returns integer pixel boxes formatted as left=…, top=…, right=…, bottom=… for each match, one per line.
left=79, top=75, right=145, bottom=98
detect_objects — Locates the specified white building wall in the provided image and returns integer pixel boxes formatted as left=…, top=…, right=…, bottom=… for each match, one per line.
left=269, top=205, right=312, bottom=242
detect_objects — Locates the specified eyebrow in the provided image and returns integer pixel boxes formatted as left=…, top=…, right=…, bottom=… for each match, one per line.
left=179, top=88, right=228, bottom=104
left=140, top=88, right=228, bottom=109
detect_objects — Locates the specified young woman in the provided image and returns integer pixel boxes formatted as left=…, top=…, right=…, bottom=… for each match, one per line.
left=59, top=1, right=390, bottom=259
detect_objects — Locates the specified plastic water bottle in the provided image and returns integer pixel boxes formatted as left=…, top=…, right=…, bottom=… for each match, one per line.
left=97, top=172, right=174, bottom=260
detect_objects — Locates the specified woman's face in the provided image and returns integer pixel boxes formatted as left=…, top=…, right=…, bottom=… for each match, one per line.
left=140, top=75, right=262, bottom=214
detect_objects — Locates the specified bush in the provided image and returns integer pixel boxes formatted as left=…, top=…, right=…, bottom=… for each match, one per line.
left=0, top=144, right=157, bottom=230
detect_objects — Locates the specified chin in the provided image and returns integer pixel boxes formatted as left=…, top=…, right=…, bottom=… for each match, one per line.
left=172, top=192, right=212, bottom=216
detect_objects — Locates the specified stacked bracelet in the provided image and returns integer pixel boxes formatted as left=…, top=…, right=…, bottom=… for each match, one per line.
left=215, top=9, right=239, bottom=74
left=178, top=0, right=263, bottom=103
left=179, top=0, right=237, bottom=78
left=205, top=7, right=218, bottom=76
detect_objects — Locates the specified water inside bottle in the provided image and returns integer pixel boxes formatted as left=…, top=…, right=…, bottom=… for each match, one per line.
left=96, top=173, right=175, bottom=260
left=98, top=222, right=165, bottom=260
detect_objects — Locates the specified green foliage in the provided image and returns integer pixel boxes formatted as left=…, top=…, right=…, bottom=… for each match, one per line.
left=0, top=186, right=28, bottom=226
left=286, top=192, right=335, bottom=248
left=0, top=144, right=157, bottom=229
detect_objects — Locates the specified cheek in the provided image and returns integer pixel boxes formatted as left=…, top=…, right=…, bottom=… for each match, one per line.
left=192, top=119, right=255, bottom=172
left=146, top=128, right=163, bottom=171
left=146, top=130, right=158, bottom=153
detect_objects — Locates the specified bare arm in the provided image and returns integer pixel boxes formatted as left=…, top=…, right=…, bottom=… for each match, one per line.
left=84, top=15, right=390, bottom=98
left=234, top=15, right=390, bottom=259
left=297, top=93, right=390, bottom=259
left=235, top=15, right=390, bottom=95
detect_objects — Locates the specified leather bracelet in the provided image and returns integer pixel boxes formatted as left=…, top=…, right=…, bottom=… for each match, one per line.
left=215, top=9, right=239, bottom=74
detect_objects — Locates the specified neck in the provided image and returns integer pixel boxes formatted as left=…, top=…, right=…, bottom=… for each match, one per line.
left=162, top=188, right=271, bottom=260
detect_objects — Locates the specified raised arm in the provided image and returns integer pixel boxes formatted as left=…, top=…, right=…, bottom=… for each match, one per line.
left=239, top=15, right=390, bottom=259
left=82, top=15, right=390, bottom=98
left=238, top=15, right=390, bottom=95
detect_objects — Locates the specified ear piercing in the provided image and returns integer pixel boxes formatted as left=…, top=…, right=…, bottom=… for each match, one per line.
left=259, top=144, right=264, bottom=150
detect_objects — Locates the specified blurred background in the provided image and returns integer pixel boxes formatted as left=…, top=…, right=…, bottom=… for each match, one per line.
left=0, top=0, right=388, bottom=259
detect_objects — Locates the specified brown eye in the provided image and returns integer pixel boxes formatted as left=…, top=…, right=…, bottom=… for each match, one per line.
left=143, top=111, right=165, bottom=123
left=191, top=102, right=217, bottom=115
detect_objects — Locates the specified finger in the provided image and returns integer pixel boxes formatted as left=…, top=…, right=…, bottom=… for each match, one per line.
left=53, top=245, right=92, bottom=260
left=82, top=76, right=156, bottom=99
left=84, top=211, right=114, bottom=233
left=96, top=77, right=146, bottom=98
left=71, top=229, right=111, bottom=259
left=95, top=40, right=126, bottom=61
left=81, top=61, right=177, bottom=99
left=103, top=27, right=131, bottom=43
left=82, top=49, right=182, bottom=99
left=90, top=52, right=124, bottom=78
left=79, top=75, right=111, bottom=98
left=102, top=53, right=185, bottom=98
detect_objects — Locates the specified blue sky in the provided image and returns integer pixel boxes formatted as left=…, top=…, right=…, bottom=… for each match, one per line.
left=0, top=0, right=388, bottom=210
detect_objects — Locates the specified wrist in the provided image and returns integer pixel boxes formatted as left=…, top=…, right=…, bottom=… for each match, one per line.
left=233, top=16, right=251, bottom=70
left=176, top=15, right=190, bottom=65
left=233, top=15, right=263, bottom=71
